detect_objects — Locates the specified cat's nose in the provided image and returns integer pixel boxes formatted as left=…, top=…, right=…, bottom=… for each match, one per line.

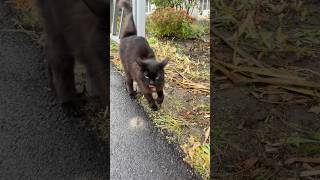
left=150, top=80, right=154, bottom=85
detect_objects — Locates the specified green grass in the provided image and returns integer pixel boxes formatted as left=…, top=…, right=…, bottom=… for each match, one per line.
left=182, top=137, right=210, bottom=179
left=282, top=136, right=320, bottom=153
left=110, top=41, right=118, bottom=51
left=153, top=114, right=183, bottom=136
left=147, top=36, right=159, bottom=45
left=6, top=0, right=40, bottom=30
left=193, top=143, right=210, bottom=179
left=195, top=104, right=210, bottom=112
left=164, top=95, right=184, bottom=111
left=189, top=22, right=209, bottom=39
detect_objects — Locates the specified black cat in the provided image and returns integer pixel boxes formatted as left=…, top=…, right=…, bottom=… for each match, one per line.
left=118, top=0, right=168, bottom=111
left=34, top=0, right=109, bottom=113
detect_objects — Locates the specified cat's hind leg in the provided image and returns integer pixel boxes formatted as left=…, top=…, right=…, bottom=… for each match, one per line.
left=47, top=36, right=77, bottom=104
left=74, top=31, right=108, bottom=110
left=47, top=36, right=81, bottom=116
left=125, top=73, right=136, bottom=98
left=83, top=57, right=108, bottom=108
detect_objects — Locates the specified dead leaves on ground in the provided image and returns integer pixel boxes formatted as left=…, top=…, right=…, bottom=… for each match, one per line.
left=167, top=71, right=210, bottom=95
left=182, top=135, right=210, bottom=179
left=285, top=157, right=320, bottom=178
left=150, top=39, right=210, bottom=95
left=212, top=0, right=317, bottom=61
left=285, top=157, right=320, bottom=165
left=308, top=104, right=320, bottom=115
left=212, top=10, right=320, bottom=104
left=213, top=59, right=320, bottom=106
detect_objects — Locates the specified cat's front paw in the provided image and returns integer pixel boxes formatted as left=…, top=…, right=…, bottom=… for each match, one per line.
left=156, top=97, right=164, bottom=105
left=129, top=91, right=137, bottom=99
left=61, top=101, right=82, bottom=117
left=150, top=104, right=158, bottom=111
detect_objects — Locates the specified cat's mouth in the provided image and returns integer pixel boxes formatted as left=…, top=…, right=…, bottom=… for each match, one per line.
left=148, top=85, right=157, bottom=92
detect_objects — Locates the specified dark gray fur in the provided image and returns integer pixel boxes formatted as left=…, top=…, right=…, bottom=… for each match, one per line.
left=119, top=0, right=168, bottom=111
left=34, top=0, right=109, bottom=112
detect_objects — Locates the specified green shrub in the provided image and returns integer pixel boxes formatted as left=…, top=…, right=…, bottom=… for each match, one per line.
left=6, top=0, right=31, bottom=10
left=149, top=0, right=198, bottom=16
left=6, top=0, right=39, bottom=29
left=148, top=7, right=195, bottom=39
left=149, top=0, right=184, bottom=8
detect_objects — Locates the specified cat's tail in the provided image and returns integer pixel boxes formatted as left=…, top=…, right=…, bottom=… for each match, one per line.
left=82, top=0, right=109, bottom=18
left=118, top=0, right=137, bottom=38
left=118, top=0, right=132, bottom=12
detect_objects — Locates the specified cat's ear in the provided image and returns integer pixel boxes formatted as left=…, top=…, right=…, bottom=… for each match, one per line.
left=159, top=58, right=169, bottom=68
left=136, top=58, right=147, bottom=68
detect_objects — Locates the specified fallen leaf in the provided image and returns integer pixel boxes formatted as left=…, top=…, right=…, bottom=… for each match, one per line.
left=302, top=163, right=313, bottom=170
left=267, top=142, right=282, bottom=147
left=266, top=94, right=282, bottom=102
left=203, top=127, right=210, bottom=144
left=282, top=86, right=320, bottom=98
left=243, top=156, right=258, bottom=169
left=308, top=105, right=320, bottom=115
left=312, top=133, right=320, bottom=140
left=250, top=91, right=261, bottom=99
left=265, top=146, right=279, bottom=153
left=219, top=82, right=234, bottom=89
left=285, top=157, right=320, bottom=165
left=300, top=170, right=320, bottom=177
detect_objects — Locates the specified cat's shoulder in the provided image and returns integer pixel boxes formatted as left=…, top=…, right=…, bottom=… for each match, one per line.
left=131, top=36, right=148, bottom=42
left=122, top=36, right=149, bottom=45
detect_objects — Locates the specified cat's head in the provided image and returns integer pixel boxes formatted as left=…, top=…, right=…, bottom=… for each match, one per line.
left=137, top=58, right=168, bottom=90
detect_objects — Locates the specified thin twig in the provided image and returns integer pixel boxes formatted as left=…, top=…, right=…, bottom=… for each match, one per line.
left=0, top=29, right=36, bottom=35
left=212, top=28, right=265, bottom=67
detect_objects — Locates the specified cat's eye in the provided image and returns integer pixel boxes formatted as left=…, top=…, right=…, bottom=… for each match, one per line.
left=143, top=72, right=149, bottom=79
